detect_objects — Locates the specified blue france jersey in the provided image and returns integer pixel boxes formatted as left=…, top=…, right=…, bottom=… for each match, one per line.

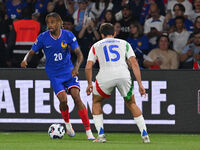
left=32, top=29, right=79, bottom=77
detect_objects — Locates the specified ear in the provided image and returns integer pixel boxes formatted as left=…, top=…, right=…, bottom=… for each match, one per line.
left=101, top=34, right=105, bottom=39
left=114, top=32, right=116, bottom=37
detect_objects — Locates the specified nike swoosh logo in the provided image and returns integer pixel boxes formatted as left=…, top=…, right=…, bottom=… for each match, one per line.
left=46, top=46, right=51, bottom=48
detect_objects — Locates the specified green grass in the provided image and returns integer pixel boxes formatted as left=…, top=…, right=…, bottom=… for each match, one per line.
left=0, top=132, right=200, bottom=150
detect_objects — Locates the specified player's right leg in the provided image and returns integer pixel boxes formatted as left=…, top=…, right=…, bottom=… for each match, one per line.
left=92, top=94, right=106, bottom=143
left=124, top=95, right=150, bottom=143
left=57, top=91, right=75, bottom=137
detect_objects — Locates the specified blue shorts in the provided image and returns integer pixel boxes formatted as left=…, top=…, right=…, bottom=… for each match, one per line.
left=49, top=74, right=80, bottom=95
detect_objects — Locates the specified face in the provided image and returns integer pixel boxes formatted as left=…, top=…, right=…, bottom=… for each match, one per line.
left=130, top=24, right=137, bottom=34
left=46, top=17, right=61, bottom=34
left=174, top=5, right=184, bottom=17
left=47, top=2, right=54, bottom=12
left=159, top=36, right=169, bottom=50
left=114, top=22, right=121, bottom=35
left=195, top=17, right=200, bottom=29
left=122, top=8, right=131, bottom=19
left=150, top=5, right=159, bottom=18
left=79, top=2, right=87, bottom=10
left=63, top=21, right=73, bottom=31
left=194, top=33, right=200, bottom=46
left=194, top=0, right=200, bottom=9
left=175, top=19, right=184, bottom=30
left=105, top=11, right=112, bottom=21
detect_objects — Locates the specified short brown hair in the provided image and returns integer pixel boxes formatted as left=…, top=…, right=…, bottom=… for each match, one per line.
left=99, top=23, right=114, bottom=36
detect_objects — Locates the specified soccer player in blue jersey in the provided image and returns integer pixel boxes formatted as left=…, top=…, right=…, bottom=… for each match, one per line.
left=21, top=12, right=94, bottom=139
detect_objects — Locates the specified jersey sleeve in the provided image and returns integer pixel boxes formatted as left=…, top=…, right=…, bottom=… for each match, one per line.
left=87, top=45, right=97, bottom=63
left=126, top=42, right=136, bottom=59
left=67, top=31, right=79, bottom=50
left=32, top=33, right=44, bottom=52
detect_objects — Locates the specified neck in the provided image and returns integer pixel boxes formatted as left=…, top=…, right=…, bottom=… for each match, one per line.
left=51, top=29, right=61, bottom=39
left=104, top=35, right=114, bottom=39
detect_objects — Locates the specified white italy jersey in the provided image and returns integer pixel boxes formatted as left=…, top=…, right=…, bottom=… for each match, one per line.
left=87, top=37, right=136, bottom=82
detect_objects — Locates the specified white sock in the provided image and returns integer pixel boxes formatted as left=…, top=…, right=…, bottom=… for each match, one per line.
left=93, top=114, right=104, bottom=136
left=134, top=115, right=147, bottom=136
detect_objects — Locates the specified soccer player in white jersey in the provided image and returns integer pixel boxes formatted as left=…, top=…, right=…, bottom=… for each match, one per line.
left=85, top=23, right=150, bottom=143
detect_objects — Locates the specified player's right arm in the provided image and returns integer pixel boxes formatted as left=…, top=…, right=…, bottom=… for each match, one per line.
left=21, top=34, right=44, bottom=68
left=85, top=60, right=94, bottom=95
left=21, top=49, right=35, bottom=68
left=85, top=45, right=97, bottom=95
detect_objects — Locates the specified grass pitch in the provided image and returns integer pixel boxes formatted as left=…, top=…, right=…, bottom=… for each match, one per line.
left=0, top=132, right=200, bottom=150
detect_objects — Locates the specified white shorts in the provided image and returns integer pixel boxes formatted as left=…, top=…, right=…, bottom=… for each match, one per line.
left=93, top=78, right=133, bottom=99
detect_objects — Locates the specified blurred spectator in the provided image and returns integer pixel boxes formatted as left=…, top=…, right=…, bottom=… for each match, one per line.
left=101, top=9, right=116, bottom=24
left=113, top=0, right=129, bottom=21
left=0, top=2, right=14, bottom=67
left=188, top=0, right=200, bottom=22
left=188, top=16, right=200, bottom=43
left=144, top=3, right=164, bottom=49
left=114, top=21, right=123, bottom=39
left=73, top=0, right=90, bottom=32
left=164, top=3, right=193, bottom=32
left=89, top=0, right=113, bottom=23
left=169, top=16, right=191, bottom=54
left=6, top=0, right=27, bottom=20
left=78, top=18, right=100, bottom=68
left=194, top=16, right=200, bottom=32
left=126, top=21, right=149, bottom=68
left=12, top=6, right=42, bottom=67
left=139, top=0, right=165, bottom=25
left=166, top=0, right=193, bottom=17
left=180, top=31, right=200, bottom=69
left=143, top=34, right=179, bottom=69
left=34, top=0, right=49, bottom=14
left=119, top=4, right=135, bottom=40
left=38, top=1, right=55, bottom=31
left=54, top=0, right=74, bottom=19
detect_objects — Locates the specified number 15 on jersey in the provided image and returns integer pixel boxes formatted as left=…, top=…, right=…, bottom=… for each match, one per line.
left=103, top=45, right=120, bottom=62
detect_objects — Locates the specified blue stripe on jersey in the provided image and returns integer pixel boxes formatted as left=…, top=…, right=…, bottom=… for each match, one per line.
left=32, top=29, right=79, bottom=77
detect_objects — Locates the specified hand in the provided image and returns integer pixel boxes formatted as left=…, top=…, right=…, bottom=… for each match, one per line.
left=86, top=83, right=93, bottom=95
left=21, top=60, right=28, bottom=68
left=71, top=67, right=79, bottom=77
left=153, top=57, right=162, bottom=66
left=139, top=84, right=146, bottom=97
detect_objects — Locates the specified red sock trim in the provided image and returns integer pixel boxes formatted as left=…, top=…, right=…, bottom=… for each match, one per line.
left=78, top=108, right=91, bottom=131
left=60, top=106, right=69, bottom=123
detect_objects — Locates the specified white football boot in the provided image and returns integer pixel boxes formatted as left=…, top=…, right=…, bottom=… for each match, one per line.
left=65, top=122, right=75, bottom=137
left=142, top=130, right=150, bottom=143
left=93, top=135, right=106, bottom=143
left=86, top=129, right=95, bottom=140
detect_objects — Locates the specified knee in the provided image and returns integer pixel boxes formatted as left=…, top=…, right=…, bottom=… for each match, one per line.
left=73, top=96, right=82, bottom=106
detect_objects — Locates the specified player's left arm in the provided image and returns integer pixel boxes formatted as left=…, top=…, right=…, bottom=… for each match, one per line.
left=71, top=46, right=83, bottom=77
left=129, top=56, right=146, bottom=97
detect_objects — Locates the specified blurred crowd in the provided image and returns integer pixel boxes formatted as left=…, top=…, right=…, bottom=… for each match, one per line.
left=0, top=0, right=200, bottom=69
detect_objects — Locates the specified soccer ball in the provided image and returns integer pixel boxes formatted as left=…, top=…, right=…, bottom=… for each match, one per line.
left=48, top=124, right=65, bottom=139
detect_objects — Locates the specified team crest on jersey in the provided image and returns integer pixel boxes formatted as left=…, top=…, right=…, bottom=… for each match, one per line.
left=16, top=8, right=21, bottom=13
left=137, top=41, right=142, bottom=47
left=61, top=40, right=67, bottom=51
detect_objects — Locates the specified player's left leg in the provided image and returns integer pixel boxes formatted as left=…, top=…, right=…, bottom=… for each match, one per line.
left=56, top=91, right=75, bottom=137
left=124, top=95, right=150, bottom=143
left=70, top=87, right=95, bottom=139
left=92, top=94, right=106, bottom=143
